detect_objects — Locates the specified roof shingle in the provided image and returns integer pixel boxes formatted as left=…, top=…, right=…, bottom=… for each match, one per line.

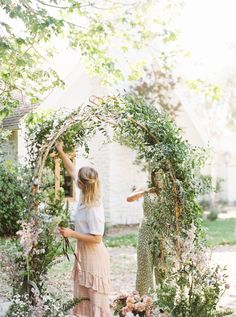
left=2, top=104, right=31, bottom=130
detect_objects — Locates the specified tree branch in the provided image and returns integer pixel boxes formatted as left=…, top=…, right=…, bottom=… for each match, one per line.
left=36, top=105, right=93, bottom=184
left=35, top=0, right=93, bottom=10
left=35, top=0, right=72, bottom=10
left=63, top=20, right=89, bottom=30
left=127, top=116, right=159, bottom=144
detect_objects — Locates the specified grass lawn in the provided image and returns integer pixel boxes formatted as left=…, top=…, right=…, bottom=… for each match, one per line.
left=1, top=218, right=236, bottom=251
left=105, top=218, right=236, bottom=248
left=0, top=219, right=236, bottom=300
left=203, top=218, right=236, bottom=247
left=104, top=233, right=137, bottom=248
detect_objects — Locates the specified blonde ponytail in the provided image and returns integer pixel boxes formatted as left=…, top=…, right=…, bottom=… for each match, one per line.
left=77, top=167, right=101, bottom=207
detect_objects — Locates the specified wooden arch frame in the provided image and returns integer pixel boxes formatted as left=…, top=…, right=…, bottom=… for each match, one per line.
left=50, top=152, right=76, bottom=202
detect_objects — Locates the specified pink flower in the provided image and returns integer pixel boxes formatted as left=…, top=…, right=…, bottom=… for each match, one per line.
left=121, top=306, right=129, bottom=315
left=114, top=291, right=155, bottom=317
left=126, top=302, right=135, bottom=310
left=16, top=219, right=41, bottom=256
left=134, top=294, right=140, bottom=302
left=126, top=296, right=135, bottom=304
left=134, top=302, right=146, bottom=312
left=142, top=296, right=153, bottom=306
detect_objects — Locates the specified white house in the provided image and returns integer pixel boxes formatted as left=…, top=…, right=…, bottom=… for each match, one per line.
left=2, top=61, right=236, bottom=226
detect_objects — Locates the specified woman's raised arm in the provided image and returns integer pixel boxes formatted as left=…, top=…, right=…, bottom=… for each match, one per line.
left=126, top=187, right=157, bottom=202
left=55, top=141, right=77, bottom=180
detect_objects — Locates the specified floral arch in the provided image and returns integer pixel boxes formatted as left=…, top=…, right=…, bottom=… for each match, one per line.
left=3, top=94, right=229, bottom=317
left=31, top=94, right=206, bottom=264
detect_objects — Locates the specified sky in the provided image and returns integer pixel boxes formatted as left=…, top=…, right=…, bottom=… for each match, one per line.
left=49, top=0, right=236, bottom=144
left=176, top=0, right=236, bottom=83
left=50, top=0, right=236, bottom=88
left=2, top=0, right=236, bottom=83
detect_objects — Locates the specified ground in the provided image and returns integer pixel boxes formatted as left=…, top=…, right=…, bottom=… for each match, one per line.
left=1, top=218, right=236, bottom=316
left=1, top=245, right=235, bottom=316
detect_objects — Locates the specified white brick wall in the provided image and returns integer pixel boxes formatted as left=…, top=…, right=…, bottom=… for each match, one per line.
left=109, top=142, right=146, bottom=225
left=0, top=131, right=18, bottom=162
left=73, top=131, right=147, bottom=225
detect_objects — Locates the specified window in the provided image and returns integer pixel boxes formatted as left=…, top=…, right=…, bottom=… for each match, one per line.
left=53, top=152, right=76, bottom=202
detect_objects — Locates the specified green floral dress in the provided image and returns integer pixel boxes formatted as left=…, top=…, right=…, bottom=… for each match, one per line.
left=136, top=193, right=160, bottom=296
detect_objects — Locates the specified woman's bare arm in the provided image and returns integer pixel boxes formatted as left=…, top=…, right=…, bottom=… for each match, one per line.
left=55, top=141, right=77, bottom=179
left=127, top=189, right=146, bottom=202
left=126, top=187, right=156, bottom=202
left=59, top=227, right=102, bottom=243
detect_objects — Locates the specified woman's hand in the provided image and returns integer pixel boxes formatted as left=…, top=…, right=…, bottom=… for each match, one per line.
left=55, top=140, right=64, bottom=153
left=127, top=187, right=158, bottom=202
left=59, top=227, right=75, bottom=238
left=145, top=187, right=157, bottom=194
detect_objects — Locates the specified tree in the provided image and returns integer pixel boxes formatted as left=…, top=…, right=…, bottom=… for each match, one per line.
left=0, top=0, right=183, bottom=120
left=130, top=65, right=182, bottom=119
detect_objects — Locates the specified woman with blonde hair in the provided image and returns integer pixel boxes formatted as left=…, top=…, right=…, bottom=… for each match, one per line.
left=56, top=141, right=111, bottom=317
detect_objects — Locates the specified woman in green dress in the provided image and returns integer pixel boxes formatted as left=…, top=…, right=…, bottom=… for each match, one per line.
left=127, top=173, right=161, bottom=296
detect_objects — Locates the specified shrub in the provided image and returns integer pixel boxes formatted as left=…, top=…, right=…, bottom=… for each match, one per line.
left=0, top=162, right=32, bottom=236
left=199, top=198, right=211, bottom=210
left=154, top=225, right=232, bottom=317
left=207, top=209, right=219, bottom=221
left=155, top=263, right=232, bottom=317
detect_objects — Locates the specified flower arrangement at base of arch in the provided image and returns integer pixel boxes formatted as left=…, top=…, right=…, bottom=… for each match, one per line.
left=113, top=291, right=155, bottom=317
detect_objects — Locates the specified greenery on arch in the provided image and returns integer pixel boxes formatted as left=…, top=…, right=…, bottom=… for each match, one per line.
left=25, top=93, right=211, bottom=271
left=0, top=94, right=229, bottom=316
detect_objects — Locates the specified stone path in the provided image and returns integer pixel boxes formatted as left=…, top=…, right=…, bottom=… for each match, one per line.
left=1, top=245, right=236, bottom=316
left=218, top=207, right=236, bottom=220
left=0, top=298, right=10, bottom=317
left=109, top=246, right=236, bottom=316
left=211, top=246, right=236, bottom=315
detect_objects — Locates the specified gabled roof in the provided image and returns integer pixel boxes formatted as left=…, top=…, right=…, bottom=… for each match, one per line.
left=2, top=104, right=31, bottom=130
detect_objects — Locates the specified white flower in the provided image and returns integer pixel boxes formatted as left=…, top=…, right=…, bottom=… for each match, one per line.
left=16, top=219, right=41, bottom=256
left=125, top=313, right=135, bottom=317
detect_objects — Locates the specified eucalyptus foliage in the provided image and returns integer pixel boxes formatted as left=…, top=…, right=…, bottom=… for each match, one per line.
left=96, top=95, right=208, bottom=230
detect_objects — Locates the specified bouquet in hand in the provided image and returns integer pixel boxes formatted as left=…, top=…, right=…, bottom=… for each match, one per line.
left=58, top=201, right=77, bottom=261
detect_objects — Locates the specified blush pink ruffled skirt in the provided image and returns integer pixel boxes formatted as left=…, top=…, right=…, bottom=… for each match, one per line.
left=72, top=240, right=112, bottom=317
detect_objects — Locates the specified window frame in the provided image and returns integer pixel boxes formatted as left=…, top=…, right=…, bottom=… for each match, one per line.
left=53, top=152, right=76, bottom=202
